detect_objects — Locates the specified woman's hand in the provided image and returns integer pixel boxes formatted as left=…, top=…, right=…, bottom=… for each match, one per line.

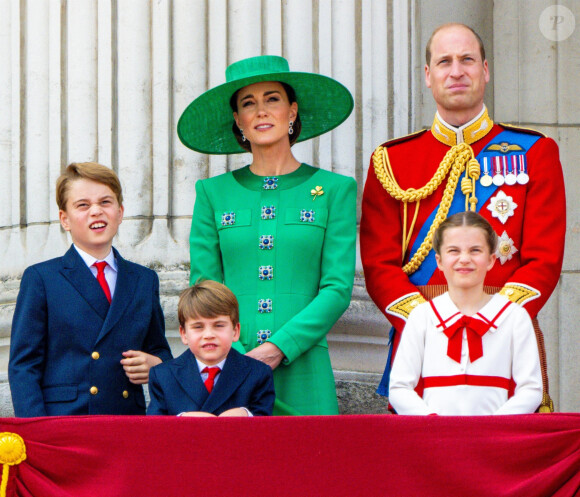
left=245, top=342, right=284, bottom=370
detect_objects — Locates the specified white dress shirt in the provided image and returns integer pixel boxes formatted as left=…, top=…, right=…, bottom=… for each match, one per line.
left=73, top=245, right=118, bottom=299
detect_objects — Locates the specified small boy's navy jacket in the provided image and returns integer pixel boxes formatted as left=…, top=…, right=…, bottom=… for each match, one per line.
left=8, top=245, right=173, bottom=416
left=147, top=348, right=275, bottom=416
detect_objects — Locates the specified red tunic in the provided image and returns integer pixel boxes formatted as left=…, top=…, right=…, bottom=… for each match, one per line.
left=361, top=117, right=566, bottom=342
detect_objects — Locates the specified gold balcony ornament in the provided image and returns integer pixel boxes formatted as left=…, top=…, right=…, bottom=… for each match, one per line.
left=311, top=185, right=324, bottom=200
left=0, top=432, right=27, bottom=497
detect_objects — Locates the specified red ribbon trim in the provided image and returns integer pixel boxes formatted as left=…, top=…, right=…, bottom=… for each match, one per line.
left=423, top=375, right=510, bottom=390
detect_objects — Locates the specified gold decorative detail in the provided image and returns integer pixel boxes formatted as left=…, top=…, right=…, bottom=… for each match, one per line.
left=499, top=283, right=540, bottom=306
left=311, top=185, right=324, bottom=200
left=123, top=390, right=129, bottom=399
left=387, top=293, right=427, bottom=320
left=431, top=120, right=455, bottom=146
left=460, top=158, right=481, bottom=211
left=0, top=433, right=26, bottom=466
left=485, top=142, right=523, bottom=154
left=466, top=111, right=492, bottom=143
left=538, top=392, right=554, bottom=413
left=0, top=432, right=26, bottom=497
left=373, top=142, right=477, bottom=275
left=431, top=108, right=494, bottom=146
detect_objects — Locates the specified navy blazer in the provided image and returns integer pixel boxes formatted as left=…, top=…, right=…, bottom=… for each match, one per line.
left=147, top=348, right=275, bottom=416
left=8, top=245, right=173, bottom=417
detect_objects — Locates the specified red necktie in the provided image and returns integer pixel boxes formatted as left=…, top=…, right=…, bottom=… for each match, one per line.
left=203, top=367, right=221, bottom=393
left=442, top=315, right=490, bottom=363
left=93, top=261, right=112, bottom=304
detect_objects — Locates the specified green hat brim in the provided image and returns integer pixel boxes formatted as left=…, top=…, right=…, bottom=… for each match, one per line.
left=177, top=71, right=354, bottom=155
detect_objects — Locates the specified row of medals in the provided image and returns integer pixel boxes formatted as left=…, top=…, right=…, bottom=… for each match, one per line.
left=479, top=155, right=529, bottom=188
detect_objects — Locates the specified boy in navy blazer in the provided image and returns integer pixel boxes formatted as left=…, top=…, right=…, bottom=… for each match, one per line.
left=147, top=280, right=275, bottom=417
left=9, top=162, right=173, bottom=416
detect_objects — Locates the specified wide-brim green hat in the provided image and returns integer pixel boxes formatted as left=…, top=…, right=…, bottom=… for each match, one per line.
left=177, top=55, right=354, bottom=155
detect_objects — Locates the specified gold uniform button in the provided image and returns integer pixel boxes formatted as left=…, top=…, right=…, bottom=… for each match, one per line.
left=122, top=390, right=129, bottom=399
left=90, top=386, right=98, bottom=395
left=91, top=351, right=100, bottom=360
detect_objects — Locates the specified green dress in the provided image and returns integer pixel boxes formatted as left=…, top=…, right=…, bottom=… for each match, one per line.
left=189, top=164, right=356, bottom=415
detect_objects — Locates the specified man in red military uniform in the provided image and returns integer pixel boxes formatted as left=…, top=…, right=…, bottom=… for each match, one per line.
left=361, top=23, right=566, bottom=409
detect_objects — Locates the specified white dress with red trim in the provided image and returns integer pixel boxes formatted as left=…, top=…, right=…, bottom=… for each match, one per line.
left=389, top=293, right=542, bottom=416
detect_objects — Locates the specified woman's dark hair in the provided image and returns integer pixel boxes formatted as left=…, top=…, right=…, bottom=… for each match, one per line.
left=432, top=211, right=497, bottom=255
left=229, top=82, right=302, bottom=152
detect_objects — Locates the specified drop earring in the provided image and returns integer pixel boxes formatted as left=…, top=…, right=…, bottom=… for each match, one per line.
left=240, top=128, right=246, bottom=141
left=288, top=121, right=294, bottom=135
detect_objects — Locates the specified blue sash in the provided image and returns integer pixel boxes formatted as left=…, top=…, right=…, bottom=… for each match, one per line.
left=377, top=128, right=540, bottom=398
left=408, top=129, right=540, bottom=286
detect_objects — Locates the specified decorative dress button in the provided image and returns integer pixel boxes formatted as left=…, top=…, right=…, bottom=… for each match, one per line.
left=258, top=299, right=272, bottom=313
left=91, top=351, right=100, bottom=360
left=122, top=390, right=129, bottom=399
left=259, top=235, right=274, bottom=250
left=263, top=177, right=278, bottom=190
left=90, top=386, right=98, bottom=395
left=261, top=205, right=276, bottom=220
left=257, top=329, right=272, bottom=344
left=221, top=212, right=235, bottom=226
left=259, top=265, right=273, bottom=280
left=300, top=209, right=315, bottom=222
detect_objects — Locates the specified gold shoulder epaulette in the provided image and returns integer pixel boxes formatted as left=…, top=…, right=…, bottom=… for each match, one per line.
left=499, top=283, right=541, bottom=306
left=386, top=293, right=426, bottom=321
left=376, top=129, right=428, bottom=150
left=499, top=123, right=546, bottom=138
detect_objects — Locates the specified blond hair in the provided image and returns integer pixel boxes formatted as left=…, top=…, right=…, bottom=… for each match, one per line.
left=178, top=280, right=239, bottom=327
left=56, top=162, right=123, bottom=211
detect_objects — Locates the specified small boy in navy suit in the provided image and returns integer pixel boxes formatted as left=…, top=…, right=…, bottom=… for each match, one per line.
left=9, top=162, right=172, bottom=416
left=147, top=280, right=275, bottom=417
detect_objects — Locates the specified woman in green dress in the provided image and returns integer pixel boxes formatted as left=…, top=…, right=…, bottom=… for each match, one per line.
left=177, top=55, right=356, bottom=415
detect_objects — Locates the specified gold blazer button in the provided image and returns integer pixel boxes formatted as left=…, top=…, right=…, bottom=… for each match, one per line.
left=122, top=391, right=129, bottom=399
left=91, top=351, right=100, bottom=360
left=90, top=386, right=98, bottom=395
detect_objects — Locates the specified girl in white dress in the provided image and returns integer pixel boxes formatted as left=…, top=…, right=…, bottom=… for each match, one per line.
left=389, top=211, right=542, bottom=415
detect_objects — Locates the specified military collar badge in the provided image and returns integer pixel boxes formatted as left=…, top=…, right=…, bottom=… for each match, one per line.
left=431, top=107, right=494, bottom=146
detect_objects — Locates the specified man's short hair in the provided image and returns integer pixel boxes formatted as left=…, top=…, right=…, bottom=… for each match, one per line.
left=425, top=23, right=486, bottom=66
left=178, top=280, right=240, bottom=328
left=56, top=162, right=123, bottom=211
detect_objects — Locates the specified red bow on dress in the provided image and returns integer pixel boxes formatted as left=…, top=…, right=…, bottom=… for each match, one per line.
left=442, top=315, right=491, bottom=363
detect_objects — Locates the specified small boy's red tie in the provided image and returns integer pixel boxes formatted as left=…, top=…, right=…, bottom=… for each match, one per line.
left=93, top=261, right=112, bottom=304
left=203, top=367, right=221, bottom=393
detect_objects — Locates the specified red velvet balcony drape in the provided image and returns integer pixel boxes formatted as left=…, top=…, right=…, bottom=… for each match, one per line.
left=1, top=414, right=579, bottom=497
